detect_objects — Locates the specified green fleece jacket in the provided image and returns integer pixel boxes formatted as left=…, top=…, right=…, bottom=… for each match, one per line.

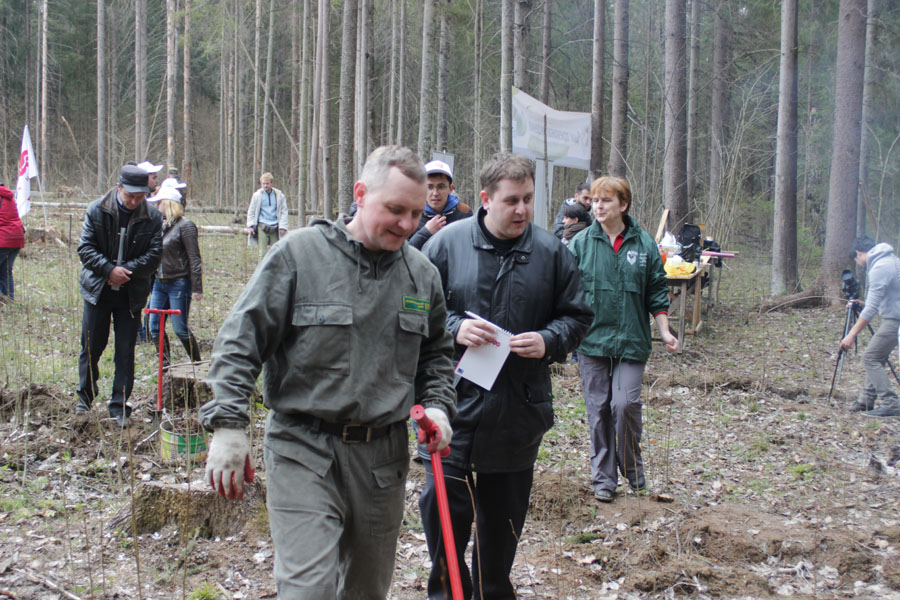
left=568, top=216, right=669, bottom=362
left=199, top=217, right=457, bottom=445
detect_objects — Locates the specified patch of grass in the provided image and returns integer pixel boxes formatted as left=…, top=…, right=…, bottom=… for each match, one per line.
left=187, top=581, right=222, bottom=600
left=788, top=463, right=816, bottom=480
left=564, top=532, right=602, bottom=544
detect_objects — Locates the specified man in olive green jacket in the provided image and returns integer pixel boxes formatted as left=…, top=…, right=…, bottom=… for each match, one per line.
left=200, top=146, right=457, bottom=598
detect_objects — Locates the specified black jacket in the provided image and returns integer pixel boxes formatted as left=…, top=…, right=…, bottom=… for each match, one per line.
left=77, top=189, right=163, bottom=311
left=408, top=199, right=472, bottom=250
left=157, top=217, right=203, bottom=293
left=421, top=208, right=593, bottom=472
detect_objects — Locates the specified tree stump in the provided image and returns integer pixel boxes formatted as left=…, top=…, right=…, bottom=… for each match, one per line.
left=161, top=361, right=212, bottom=413
left=108, top=479, right=265, bottom=538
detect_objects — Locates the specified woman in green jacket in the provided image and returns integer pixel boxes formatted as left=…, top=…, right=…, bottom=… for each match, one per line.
left=569, top=176, right=678, bottom=502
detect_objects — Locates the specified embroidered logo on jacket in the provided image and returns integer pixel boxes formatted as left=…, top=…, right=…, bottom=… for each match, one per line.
left=402, top=296, right=431, bottom=313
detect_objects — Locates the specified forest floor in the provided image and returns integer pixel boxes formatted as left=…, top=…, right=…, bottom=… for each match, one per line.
left=2, top=216, right=900, bottom=599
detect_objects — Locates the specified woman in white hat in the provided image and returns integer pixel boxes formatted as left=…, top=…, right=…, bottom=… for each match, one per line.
left=146, top=186, right=203, bottom=364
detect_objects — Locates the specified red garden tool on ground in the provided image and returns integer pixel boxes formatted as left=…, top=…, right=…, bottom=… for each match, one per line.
left=144, top=308, right=181, bottom=411
left=410, top=404, right=463, bottom=600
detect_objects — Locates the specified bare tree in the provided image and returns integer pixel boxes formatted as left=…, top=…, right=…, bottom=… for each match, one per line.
left=500, top=0, right=513, bottom=152
left=253, top=0, right=262, bottom=177
left=260, top=0, right=275, bottom=174
left=589, top=0, right=605, bottom=179
left=298, top=0, right=311, bottom=222
left=821, top=0, right=867, bottom=300
left=857, top=0, right=879, bottom=236
left=388, top=0, right=399, bottom=143
left=318, top=0, right=333, bottom=218
left=291, top=0, right=300, bottom=192
left=166, top=0, right=177, bottom=168
left=183, top=0, right=193, bottom=188
left=513, top=0, right=530, bottom=91
left=135, top=0, right=146, bottom=159
left=664, top=0, right=688, bottom=229
left=539, top=0, right=551, bottom=104
left=338, top=0, right=358, bottom=210
left=771, top=0, right=799, bottom=296
left=707, top=3, right=729, bottom=223
left=473, top=0, right=484, bottom=188
left=417, top=0, right=436, bottom=157
left=607, top=0, right=629, bottom=177
left=40, top=0, right=48, bottom=179
left=97, top=0, right=106, bottom=191
left=397, top=0, right=407, bottom=144
left=685, top=0, right=700, bottom=205
left=436, top=1, right=450, bottom=151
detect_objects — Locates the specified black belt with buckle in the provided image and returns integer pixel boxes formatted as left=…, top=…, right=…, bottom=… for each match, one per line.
left=294, top=413, right=395, bottom=443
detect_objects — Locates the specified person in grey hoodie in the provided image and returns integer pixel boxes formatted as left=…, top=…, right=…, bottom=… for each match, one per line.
left=200, top=146, right=457, bottom=597
left=841, top=236, right=900, bottom=416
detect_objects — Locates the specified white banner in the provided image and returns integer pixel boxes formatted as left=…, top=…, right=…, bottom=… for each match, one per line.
left=511, top=87, right=591, bottom=170
left=15, top=125, right=38, bottom=218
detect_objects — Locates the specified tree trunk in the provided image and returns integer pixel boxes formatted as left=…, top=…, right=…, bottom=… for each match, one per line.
left=607, top=0, right=629, bottom=177
left=857, top=0, right=878, bottom=237
left=500, top=0, right=513, bottom=152
left=436, top=3, right=450, bottom=152
left=771, top=0, right=799, bottom=296
left=218, top=17, right=225, bottom=209
left=539, top=0, right=550, bottom=105
left=663, top=0, right=688, bottom=230
left=397, top=0, right=407, bottom=145
left=365, top=0, right=375, bottom=157
left=707, top=3, right=729, bottom=224
left=388, top=0, right=399, bottom=144
left=821, top=0, right=867, bottom=302
left=298, top=0, right=311, bottom=223
left=319, top=0, right=333, bottom=219
left=183, top=0, right=193, bottom=190
left=253, top=0, right=262, bottom=179
left=260, top=0, right=275, bottom=175
left=135, top=0, right=146, bottom=159
left=40, top=0, right=48, bottom=180
left=96, top=0, right=106, bottom=191
left=589, top=0, right=605, bottom=180
left=166, top=0, right=177, bottom=169
left=232, top=0, right=241, bottom=215
left=513, top=0, right=529, bottom=91
left=473, top=0, right=483, bottom=190
left=338, top=0, right=358, bottom=213
left=290, top=0, right=300, bottom=194
left=417, top=0, right=435, bottom=158
left=685, top=0, right=700, bottom=206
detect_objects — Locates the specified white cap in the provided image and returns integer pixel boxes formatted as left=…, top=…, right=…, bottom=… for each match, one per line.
left=424, top=160, right=453, bottom=183
left=161, top=177, right=187, bottom=190
left=137, top=161, right=164, bottom=173
left=147, top=186, right=182, bottom=204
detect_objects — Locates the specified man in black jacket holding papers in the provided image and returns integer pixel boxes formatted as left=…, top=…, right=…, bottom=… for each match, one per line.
left=420, top=152, right=592, bottom=599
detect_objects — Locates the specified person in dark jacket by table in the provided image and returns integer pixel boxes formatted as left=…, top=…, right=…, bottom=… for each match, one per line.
left=420, top=152, right=592, bottom=599
left=569, top=176, right=678, bottom=503
left=75, top=164, right=163, bottom=426
left=0, top=184, right=25, bottom=299
left=147, top=185, right=203, bottom=364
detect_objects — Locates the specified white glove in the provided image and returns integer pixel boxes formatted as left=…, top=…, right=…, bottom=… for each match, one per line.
left=205, top=428, right=254, bottom=500
left=423, top=407, right=453, bottom=453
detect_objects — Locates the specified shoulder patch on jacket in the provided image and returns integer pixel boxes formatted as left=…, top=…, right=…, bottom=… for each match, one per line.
left=402, top=295, right=431, bottom=314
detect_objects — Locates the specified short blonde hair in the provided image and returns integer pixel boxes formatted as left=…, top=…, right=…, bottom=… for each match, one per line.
left=160, top=198, right=184, bottom=222
left=260, top=172, right=274, bottom=184
left=590, top=176, right=632, bottom=214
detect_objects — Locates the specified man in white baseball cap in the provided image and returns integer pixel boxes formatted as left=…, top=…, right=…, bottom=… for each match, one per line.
left=137, top=161, right=164, bottom=194
left=408, top=159, right=472, bottom=249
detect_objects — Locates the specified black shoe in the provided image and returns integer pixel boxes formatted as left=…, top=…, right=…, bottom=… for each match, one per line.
left=850, top=400, right=875, bottom=413
left=108, top=404, right=132, bottom=428
left=594, top=489, right=614, bottom=503
left=75, top=399, right=91, bottom=414
left=866, top=404, right=900, bottom=418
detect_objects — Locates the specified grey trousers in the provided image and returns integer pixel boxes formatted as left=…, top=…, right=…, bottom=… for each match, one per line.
left=859, top=317, right=900, bottom=406
left=579, top=355, right=646, bottom=493
left=264, top=424, right=409, bottom=599
left=258, top=226, right=280, bottom=259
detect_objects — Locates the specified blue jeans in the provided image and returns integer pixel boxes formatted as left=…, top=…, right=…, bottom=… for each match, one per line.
left=0, top=248, right=19, bottom=298
left=148, top=278, right=193, bottom=343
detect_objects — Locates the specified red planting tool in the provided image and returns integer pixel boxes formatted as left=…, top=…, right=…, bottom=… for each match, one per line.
left=410, top=404, right=463, bottom=600
left=144, top=308, right=181, bottom=411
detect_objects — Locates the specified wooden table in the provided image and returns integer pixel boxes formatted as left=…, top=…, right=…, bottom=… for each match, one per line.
left=666, top=263, right=706, bottom=353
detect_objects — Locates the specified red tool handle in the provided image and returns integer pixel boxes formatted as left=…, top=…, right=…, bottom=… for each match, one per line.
left=145, top=308, right=181, bottom=410
left=411, top=405, right=463, bottom=600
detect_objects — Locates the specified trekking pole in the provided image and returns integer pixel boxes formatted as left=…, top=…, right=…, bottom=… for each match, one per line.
left=145, top=308, right=181, bottom=411
left=410, top=404, right=463, bottom=600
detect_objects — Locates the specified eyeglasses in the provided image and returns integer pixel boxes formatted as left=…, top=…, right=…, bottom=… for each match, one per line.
left=428, top=183, right=449, bottom=192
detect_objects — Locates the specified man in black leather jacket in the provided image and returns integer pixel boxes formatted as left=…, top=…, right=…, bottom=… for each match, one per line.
left=75, top=164, right=163, bottom=426
left=420, top=153, right=592, bottom=599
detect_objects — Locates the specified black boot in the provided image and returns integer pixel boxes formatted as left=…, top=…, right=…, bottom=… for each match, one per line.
left=181, top=333, right=202, bottom=362
left=151, top=334, right=172, bottom=368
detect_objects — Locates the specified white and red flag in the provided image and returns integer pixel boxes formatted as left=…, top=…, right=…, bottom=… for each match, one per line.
left=15, top=125, right=38, bottom=218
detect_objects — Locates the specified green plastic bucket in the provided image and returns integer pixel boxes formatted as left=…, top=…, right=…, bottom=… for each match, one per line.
left=160, top=419, right=209, bottom=462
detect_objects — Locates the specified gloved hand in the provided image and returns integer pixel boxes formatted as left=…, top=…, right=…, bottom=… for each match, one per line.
left=205, top=428, right=255, bottom=500
left=418, top=407, right=453, bottom=453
